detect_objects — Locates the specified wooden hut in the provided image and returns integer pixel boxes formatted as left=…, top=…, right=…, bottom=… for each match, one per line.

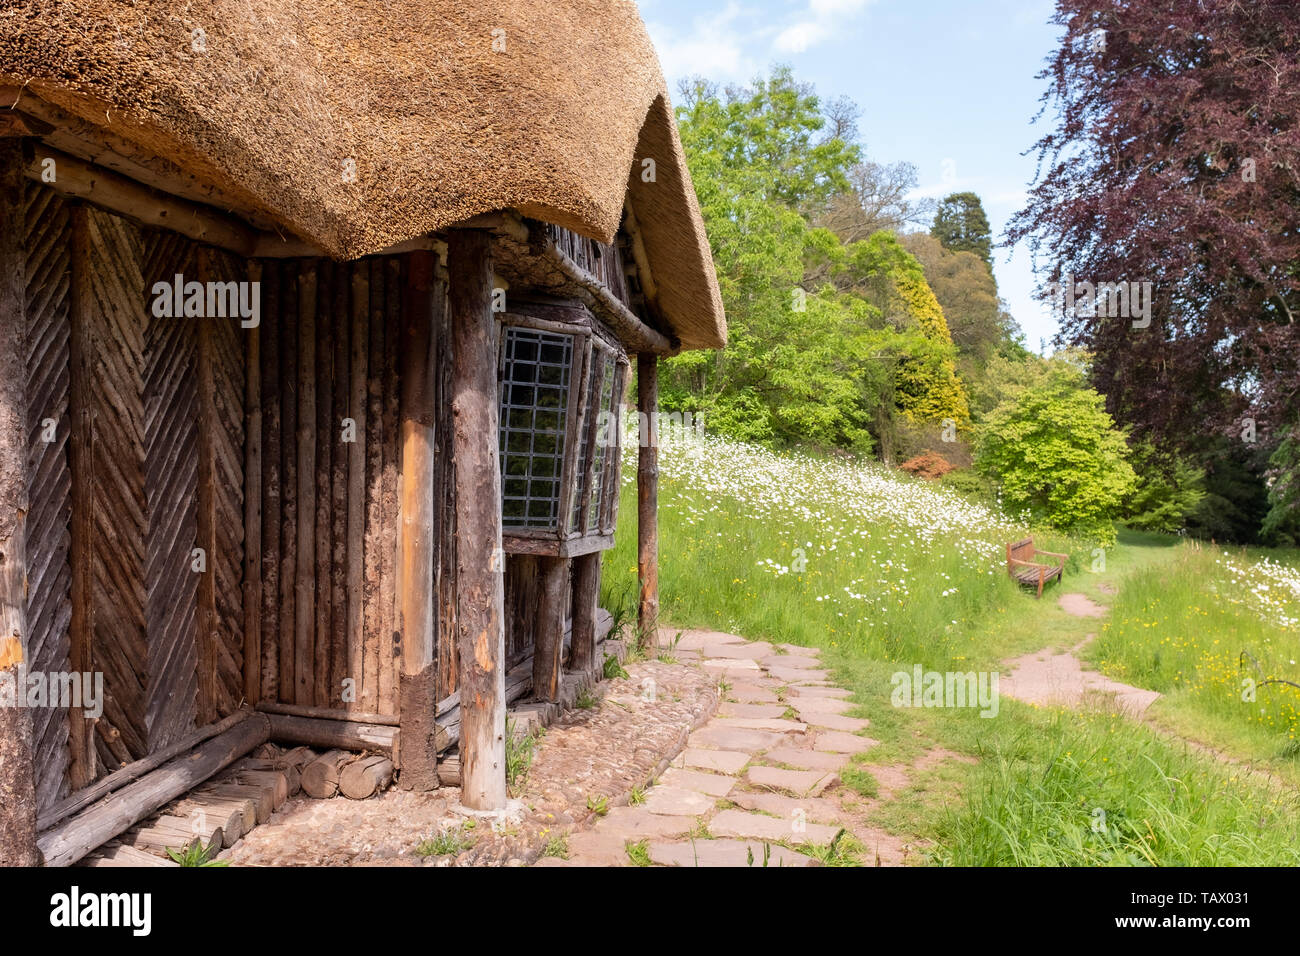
left=0, top=0, right=725, bottom=865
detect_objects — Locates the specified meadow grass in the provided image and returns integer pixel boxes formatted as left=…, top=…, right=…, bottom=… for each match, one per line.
left=602, top=434, right=1300, bottom=865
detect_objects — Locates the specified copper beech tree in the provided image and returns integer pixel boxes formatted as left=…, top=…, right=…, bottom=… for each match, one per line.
left=1010, top=0, right=1300, bottom=447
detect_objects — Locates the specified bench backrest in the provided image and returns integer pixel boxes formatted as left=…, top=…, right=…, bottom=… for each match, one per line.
left=1007, top=536, right=1035, bottom=570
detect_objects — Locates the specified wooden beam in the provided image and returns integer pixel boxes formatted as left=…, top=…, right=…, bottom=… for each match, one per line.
left=195, top=249, right=220, bottom=727
left=243, top=261, right=263, bottom=706
left=294, top=260, right=317, bottom=705
left=397, top=251, right=441, bottom=790
left=637, top=353, right=660, bottom=653
left=448, top=229, right=507, bottom=810
left=65, top=204, right=96, bottom=789
left=346, top=263, right=369, bottom=710
left=24, top=146, right=258, bottom=257
left=264, top=713, right=397, bottom=753
left=37, top=713, right=271, bottom=868
left=0, top=139, right=39, bottom=866
left=569, top=552, right=600, bottom=675
left=255, top=701, right=398, bottom=726
left=35, top=710, right=254, bottom=833
left=532, top=556, right=568, bottom=702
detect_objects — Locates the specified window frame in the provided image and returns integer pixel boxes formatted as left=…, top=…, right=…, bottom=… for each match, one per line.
left=496, top=302, right=627, bottom=558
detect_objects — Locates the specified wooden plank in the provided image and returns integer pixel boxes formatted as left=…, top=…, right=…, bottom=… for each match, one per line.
left=278, top=263, right=299, bottom=703
left=21, top=181, right=74, bottom=815
left=243, top=261, right=263, bottom=706
left=380, top=256, right=402, bottom=713
left=142, top=232, right=199, bottom=750
left=80, top=205, right=150, bottom=769
left=295, top=259, right=317, bottom=706
left=434, top=264, right=457, bottom=701
left=448, top=229, right=507, bottom=810
left=0, top=140, right=39, bottom=865
left=255, top=701, right=398, bottom=725
left=195, top=248, right=220, bottom=727
left=37, top=712, right=271, bottom=868
left=314, top=260, right=334, bottom=707
left=362, top=258, right=385, bottom=712
left=65, top=204, right=96, bottom=789
left=259, top=261, right=282, bottom=702
left=637, top=353, right=659, bottom=653
left=346, top=262, right=369, bottom=711
left=330, top=262, right=350, bottom=708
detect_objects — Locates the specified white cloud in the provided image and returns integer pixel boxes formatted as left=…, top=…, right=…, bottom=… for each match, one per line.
left=775, top=0, right=875, bottom=55
left=644, top=2, right=755, bottom=82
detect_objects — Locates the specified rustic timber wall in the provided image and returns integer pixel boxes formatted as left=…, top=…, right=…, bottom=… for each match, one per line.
left=17, top=185, right=248, bottom=803
left=253, top=256, right=456, bottom=714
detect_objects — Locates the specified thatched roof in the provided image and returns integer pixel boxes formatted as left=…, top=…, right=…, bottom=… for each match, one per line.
left=0, top=0, right=725, bottom=349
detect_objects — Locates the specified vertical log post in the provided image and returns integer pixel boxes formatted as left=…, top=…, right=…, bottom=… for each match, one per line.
left=0, top=139, right=39, bottom=865
left=448, top=230, right=507, bottom=810
left=397, top=251, right=440, bottom=790
left=294, top=260, right=317, bottom=706
left=569, top=551, right=600, bottom=675
left=636, top=353, right=659, bottom=654
left=532, top=556, right=567, bottom=701
left=243, top=260, right=263, bottom=706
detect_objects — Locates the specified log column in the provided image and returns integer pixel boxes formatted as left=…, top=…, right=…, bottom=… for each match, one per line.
left=569, top=552, right=600, bottom=675
left=448, top=230, right=507, bottom=810
left=0, top=139, right=39, bottom=865
left=636, top=353, right=659, bottom=654
left=532, top=556, right=567, bottom=701
left=397, top=250, right=440, bottom=790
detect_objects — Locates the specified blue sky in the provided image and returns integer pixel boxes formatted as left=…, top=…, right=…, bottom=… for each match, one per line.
left=635, top=0, right=1066, bottom=352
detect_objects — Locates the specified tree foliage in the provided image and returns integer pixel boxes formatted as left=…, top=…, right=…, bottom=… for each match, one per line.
left=975, top=366, right=1135, bottom=543
left=931, top=192, right=993, bottom=267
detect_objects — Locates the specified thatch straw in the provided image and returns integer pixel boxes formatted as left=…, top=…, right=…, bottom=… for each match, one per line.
left=0, top=0, right=725, bottom=348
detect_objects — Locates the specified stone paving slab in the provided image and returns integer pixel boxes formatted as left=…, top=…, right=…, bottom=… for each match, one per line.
left=775, top=643, right=820, bottom=656
left=719, top=702, right=789, bottom=719
left=759, top=746, right=851, bottom=773
left=712, top=716, right=808, bottom=734
left=709, top=808, right=841, bottom=845
left=730, top=791, right=847, bottom=824
left=678, top=747, right=751, bottom=774
left=788, top=685, right=852, bottom=699
left=726, top=682, right=782, bottom=704
left=703, top=642, right=774, bottom=660
left=702, top=659, right=763, bottom=675
left=760, top=655, right=821, bottom=670
left=801, top=713, right=872, bottom=733
left=671, top=630, right=747, bottom=650
left=647, top=838, right=819, bottom=868
left=659, top=767, right=736, bottom=797
left=643, top=786, right=716, bottom=817
left=790, top=696, right=854, bottom=715
left=689, top=724, right=785, bottom=752
left=766, top=665, right=832, bottom=683
left=814, top=731, right=879, bottom=754
left=746, top=765, right=839, bottom=796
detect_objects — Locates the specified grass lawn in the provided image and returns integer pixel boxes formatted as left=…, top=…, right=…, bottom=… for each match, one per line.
left=602, top=435, right=1300, bottom=865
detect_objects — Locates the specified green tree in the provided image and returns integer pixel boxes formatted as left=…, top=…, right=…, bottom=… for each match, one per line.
left=931, top=192, right=993, bottom=267
left=975, top=367, right=1136, bottom=544
left=1122, top=443, right=1207, bottom=534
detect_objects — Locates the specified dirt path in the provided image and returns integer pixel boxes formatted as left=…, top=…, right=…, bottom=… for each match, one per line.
left=1000, top=592, right=1161, bottom=717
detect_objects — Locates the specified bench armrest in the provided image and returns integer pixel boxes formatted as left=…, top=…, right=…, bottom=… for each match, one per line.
left=1009, top=558, right=1052, bottom=571
left=1034, top=550, right=1069, bottom=564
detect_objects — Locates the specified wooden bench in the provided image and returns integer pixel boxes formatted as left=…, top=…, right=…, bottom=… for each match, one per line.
left=1006, top=537, right=1068, bottom=598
